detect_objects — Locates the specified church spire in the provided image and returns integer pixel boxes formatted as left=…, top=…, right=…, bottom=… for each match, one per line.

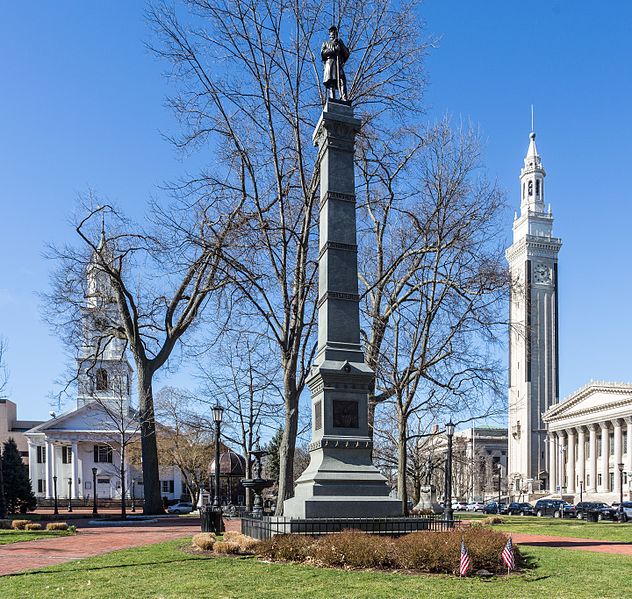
left=520, top=131, right=546, bottom=215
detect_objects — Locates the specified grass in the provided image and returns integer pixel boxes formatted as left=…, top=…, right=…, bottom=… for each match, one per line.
left=0, top=530, right=75, bottom=545
left=0, top=538, right=630, bottom=598
left=462, top=514, right=632, bottom=543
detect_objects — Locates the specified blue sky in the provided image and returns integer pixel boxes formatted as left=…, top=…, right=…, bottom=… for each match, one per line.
left=1, top=1, right=631, bottom=421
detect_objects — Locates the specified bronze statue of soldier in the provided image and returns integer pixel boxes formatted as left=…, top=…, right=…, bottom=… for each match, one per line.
left=321, top=26, right=350, bottom=101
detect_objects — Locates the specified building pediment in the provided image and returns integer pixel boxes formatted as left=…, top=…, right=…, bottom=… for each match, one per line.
left=25, top=401, right=139, bottom=435
left=543, top=381, right=632, bottom=428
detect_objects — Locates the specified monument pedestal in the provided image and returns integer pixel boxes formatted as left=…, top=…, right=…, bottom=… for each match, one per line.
left=283, top=100, right=402, bottom=519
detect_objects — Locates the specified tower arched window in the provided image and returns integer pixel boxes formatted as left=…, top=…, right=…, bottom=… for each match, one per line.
left=522, top=182, right=525, bottom=200
left=96, top=368, right=108, bottom=391
left=536, top=180, right=540, bottom=197
left=528, top=181, right=533, bottom=196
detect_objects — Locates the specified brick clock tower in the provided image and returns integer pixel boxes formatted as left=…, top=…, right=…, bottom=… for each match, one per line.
left=506, top=131, right=562, bottom=495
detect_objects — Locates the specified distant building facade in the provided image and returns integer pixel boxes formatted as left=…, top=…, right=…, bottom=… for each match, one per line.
left=0, top=399, right=43, bottom=464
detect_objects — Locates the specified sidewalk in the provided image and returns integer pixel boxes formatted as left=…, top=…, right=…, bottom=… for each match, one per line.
left=512, top=532, right=632, bottom=556
left=0, top=517, right=202, bottom=576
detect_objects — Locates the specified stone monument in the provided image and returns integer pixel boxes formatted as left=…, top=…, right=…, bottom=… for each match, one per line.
left=283, top=31, right=402, bottom=519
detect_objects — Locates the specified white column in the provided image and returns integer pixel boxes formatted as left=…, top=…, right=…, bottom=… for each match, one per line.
left=558, top=431, right=567, bottom=493
left=566, top=428, right=576, bottom=494
left=71, top=440, right=80, bottom=499
left=613, top=419, right=623, bottom=496
left=548, top=432, right=557, bottom=493
left=45, top=440, right=54, bottom=499
left=577, top=427, right=586, bottom=493
left=588, top=424, right=598, bottom=492
left=600, top=422, right=610, bottom=492
left=627, top=417, right=632, bottom=500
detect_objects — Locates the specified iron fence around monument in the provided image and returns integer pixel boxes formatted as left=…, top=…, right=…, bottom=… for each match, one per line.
left=241, top=515, right=459, bottom=540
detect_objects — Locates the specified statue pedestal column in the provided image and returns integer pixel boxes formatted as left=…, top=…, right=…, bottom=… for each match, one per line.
left=283, top=100, right=402, bottom=519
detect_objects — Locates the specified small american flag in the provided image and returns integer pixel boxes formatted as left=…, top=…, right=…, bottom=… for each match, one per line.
left=459, top=539, right=472, bottom=576
left=501, top=536, right=515, bottom=572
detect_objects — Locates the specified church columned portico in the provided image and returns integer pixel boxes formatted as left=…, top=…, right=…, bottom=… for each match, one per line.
left=543, top=382, right=632, bottom=501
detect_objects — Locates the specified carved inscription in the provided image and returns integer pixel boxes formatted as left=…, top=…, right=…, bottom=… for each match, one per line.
left=333, top=399, right=359, bottom=428
left=317, top=291, right=361, bottom=308
left=314, top=400, right=322, bottom=431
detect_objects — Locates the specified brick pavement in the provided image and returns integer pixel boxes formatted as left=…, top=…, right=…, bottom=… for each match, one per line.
left=0, top=517, right=204, bottom=576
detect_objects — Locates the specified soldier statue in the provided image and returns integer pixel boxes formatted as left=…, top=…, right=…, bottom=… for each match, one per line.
left=321, top=26, right=350, bottom=101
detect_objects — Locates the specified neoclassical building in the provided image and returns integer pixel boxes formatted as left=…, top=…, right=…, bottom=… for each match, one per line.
left=543, top=382, right=632, bottom=501
left=506, top=130, right=562, bottom=494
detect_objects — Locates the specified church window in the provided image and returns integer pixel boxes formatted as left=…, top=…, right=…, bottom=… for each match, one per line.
left=62, top=446, right=72, bottom=464
left=94, top=445, right=113, bottom=463
left=522, top=182, right=525, bottom=199
left=37, top=446, right=46, bottom=463
left=96, top=368, right=108, bottom=391
left=609, top=472, right=615, bottom=489
left=528, top=181, right=533, bottom=196
left=597, top=473, right=602, bottom=486
left=535, top=180, right=540, bottom=196
left=37, top=479, right=45, bottom=493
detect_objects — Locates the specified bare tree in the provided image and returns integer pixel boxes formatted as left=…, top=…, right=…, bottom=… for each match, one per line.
left=155, top=387, right=214, bottom=506
left=148, top=0, right=430, bottom=514
left=199, top=329, right=283, bottom=509
left=358, top=120, right=509, bottom=511
left=44, top=199, right=245, bottom=514
left=0, top=338, right=8, bottom=396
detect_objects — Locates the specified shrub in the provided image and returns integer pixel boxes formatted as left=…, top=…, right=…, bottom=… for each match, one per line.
left=0, top=520, right=12, bottom=530
left=221, top=532, right=259, bottom=553
left=481, top=516, right=505, bottom=525
left=24, top=523, right=42, bottom=531
left=256, top=534, right=315, bottom=562
left=192, top=533, right=216, bottom=551
left=11, top=520, right=30, bottom=530
left=214, top=541, right=240, bottom=554
left=313, top=530, right=395, bottom=569
left=46, top=522, right=69, bottom=531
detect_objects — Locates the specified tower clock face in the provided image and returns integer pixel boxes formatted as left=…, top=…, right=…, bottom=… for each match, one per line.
left=533, top=262, right=552, bottom=285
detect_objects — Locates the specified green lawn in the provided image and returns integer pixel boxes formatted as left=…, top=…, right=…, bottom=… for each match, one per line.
left=0, top=538, right=630, bottom=599
left=0, top=529, right=74, bottom=545
left=462, top=514, right=632, bottom=543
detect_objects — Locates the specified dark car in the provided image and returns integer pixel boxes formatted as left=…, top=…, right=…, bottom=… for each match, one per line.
left=534, top=499, right=576, bottom=518
left=507, top=502, right=535, bottom=516
left=483, top=501, right=507, bottom=514
left=575, top=501, right=617, bottom=521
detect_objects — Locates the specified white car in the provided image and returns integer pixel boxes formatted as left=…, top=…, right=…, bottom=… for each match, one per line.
left=467, top=501, right=485, bottom=512
left=167, top=501, right=194, bottom=514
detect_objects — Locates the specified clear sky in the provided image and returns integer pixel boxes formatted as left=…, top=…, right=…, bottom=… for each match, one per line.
left=1, top=1, right=631, bottom=421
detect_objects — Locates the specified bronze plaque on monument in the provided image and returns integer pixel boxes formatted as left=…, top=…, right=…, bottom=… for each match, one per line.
left=332, top=399, right=359, bottom=428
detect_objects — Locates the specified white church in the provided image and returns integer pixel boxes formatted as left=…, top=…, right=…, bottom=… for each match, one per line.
left=507, top=131, right=632, bottom=503
left=23, top=233, right=184, bottom=504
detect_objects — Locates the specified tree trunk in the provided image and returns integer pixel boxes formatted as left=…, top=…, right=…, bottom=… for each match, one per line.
left=275, top=371, right=299, bottom=515
left=397, top=411, right=408, bottom=515
left=120, top=436, right=127, bottom=520
left=137, top=369, right=163, bottom=514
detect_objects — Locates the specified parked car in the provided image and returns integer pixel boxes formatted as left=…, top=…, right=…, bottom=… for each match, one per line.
left=483, top=501, right=507, bottom=514
left=452, top=501, right=468, bottom=511
left=575, top=501, right=617, bottom=521
left=616, top=501, right=632, bottom=522
left=167, top=501, right=194, bottom=514
left=466, top=501, right=485, bottom=512
left=507, top=502, right=535, bottom=516
left=534, top=499, right=576, bottom=518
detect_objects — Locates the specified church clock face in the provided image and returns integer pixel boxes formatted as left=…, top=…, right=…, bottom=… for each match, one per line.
left=533, top=262, right=552, bottom=285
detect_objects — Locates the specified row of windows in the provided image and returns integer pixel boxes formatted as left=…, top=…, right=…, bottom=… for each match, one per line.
left=35, top=445, right=113, bottom=464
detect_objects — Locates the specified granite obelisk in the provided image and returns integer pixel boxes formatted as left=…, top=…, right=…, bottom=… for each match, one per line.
left=283, top=93, right=402, bottom=518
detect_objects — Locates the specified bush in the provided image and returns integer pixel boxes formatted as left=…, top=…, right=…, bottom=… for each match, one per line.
left=313, top=530, right=395, bottom=569
left=214, top=541, right=240, bottom=554
left=256, top=528, right=519, bottom=575
left=11, top=520, right=30, bottom=530
left=481, top=516, right=505, bottom=525
left=24, top=523, right=42, bottom=531
left=257, top=534, right=315, bottom=562
left=46, top=522, right=69, bottom=531
left=0, top=520, right=12, bottom=530
left=192, top=533, right=216, bottom=551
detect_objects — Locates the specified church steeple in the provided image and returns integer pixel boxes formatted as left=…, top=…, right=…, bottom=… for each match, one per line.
left=520, top=131, right=546, bottom=214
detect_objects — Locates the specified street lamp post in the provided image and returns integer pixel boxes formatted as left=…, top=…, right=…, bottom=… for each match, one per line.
left=579, top=480, right=583, bottom=504
left=213, top=405, right=224, bottom=509
left=497, top=464, right=502, bottom=514
left=618, top=463, right=625, bottom=521
left=92, top=467, right=98, bottom=516
left=67, top=478, right=73, bottom=512
left=131, top=478, right=136, bottom=513
left=52, top=475, right=59, bottom=515
left=444, top=421, right=455, bottom=523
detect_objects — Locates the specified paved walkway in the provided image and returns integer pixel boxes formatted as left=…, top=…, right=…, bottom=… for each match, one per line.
left=512, top=532, right=632, bottom=556
left=0, top=517, right=203, bottom=576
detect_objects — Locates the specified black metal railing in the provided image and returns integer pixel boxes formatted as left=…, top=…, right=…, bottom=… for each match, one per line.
left=241, top=515, right=459, bottom=540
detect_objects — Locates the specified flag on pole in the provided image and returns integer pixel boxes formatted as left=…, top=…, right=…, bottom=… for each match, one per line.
left=459, top=538, right=472, bottom=577
left=501, top=536, right=515, bottom=572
